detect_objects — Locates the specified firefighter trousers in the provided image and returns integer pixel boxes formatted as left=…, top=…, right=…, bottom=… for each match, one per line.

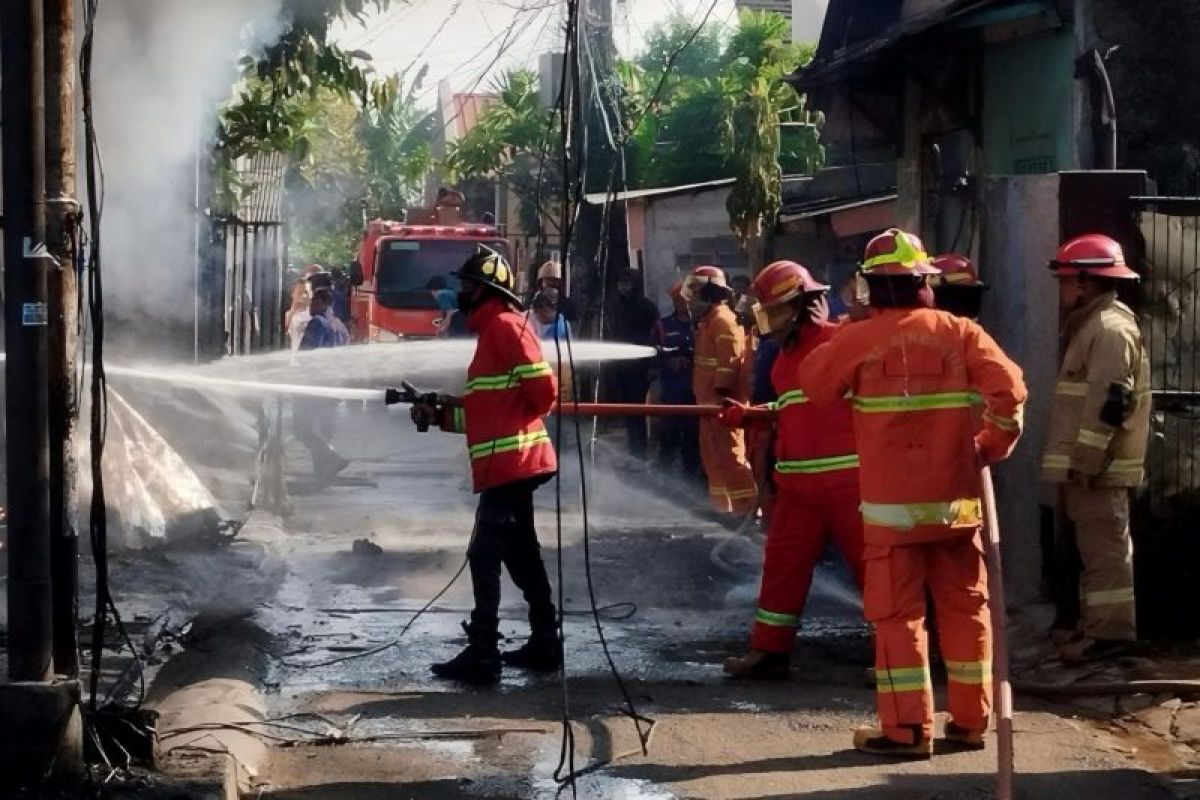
left=467, top=477, right=556, bottom=638
left=752, top=478, right=865, bottom=652
left=1063, top=484, right=1136, bottom=641
left=865, top=531, right=991, bottom=744
left=698, top=418, right=759, bottom=514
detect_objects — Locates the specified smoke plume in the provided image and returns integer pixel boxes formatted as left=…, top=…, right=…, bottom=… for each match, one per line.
left=90, top=0, right=282, bottom=349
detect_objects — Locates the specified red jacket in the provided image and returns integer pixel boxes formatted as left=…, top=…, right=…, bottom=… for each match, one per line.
left=771, top=323, right=859, bottom=493
left=453, top=298, right=558, bottom=493
left=797, top=308, right=1026, bottom=546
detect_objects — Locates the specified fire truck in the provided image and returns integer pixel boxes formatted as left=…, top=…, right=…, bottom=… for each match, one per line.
left=350, top=208, right=510, bottom=341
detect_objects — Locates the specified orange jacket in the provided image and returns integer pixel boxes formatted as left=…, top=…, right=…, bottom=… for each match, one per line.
left=693, top=304, right=747, bottom=404
left=797, top=307, right=1027, bottom=546
left=452, top=298, right=558, bottom=493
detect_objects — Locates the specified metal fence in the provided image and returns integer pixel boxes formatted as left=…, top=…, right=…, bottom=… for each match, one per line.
left=214, top=219, right=287, bottom=357
left=1132, top=196, right=1200, bottom=637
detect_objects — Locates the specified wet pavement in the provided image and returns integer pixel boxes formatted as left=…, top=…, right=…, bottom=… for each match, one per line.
left=193, top=403, right=1181, bottom=799
left=14, top=397, right=1180, bottom=798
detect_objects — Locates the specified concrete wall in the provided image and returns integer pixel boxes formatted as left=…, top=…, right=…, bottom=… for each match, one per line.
left=980, top=173, right=1062, bottom=606
left=982, top=31, right=1078, bottom=175
left=641, top=188, right=740, bottom=313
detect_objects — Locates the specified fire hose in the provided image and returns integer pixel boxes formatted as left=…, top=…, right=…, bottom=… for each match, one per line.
left=384, top=382, right=779, bottom=421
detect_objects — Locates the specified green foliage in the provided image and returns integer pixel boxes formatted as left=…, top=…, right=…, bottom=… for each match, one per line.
left=282, top=68, right=433, bottom=268
left=442, top=69, right=560, bottom=234
left=636, top=15, right=725, bottom=98
left=620, top=9, right=822, bottom=202
left=721, top=10, right=818, bottom=262
left=212, top=0, right=440, bottom=267
left=725, top=76, right=781, bottom=246
left=360, top=68, right=435, bottom=218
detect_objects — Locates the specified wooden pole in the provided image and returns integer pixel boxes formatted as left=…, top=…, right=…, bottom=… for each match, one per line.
left=982, top=467, right=1015, bottom=800
left=45, top=0, right=80, bottom=680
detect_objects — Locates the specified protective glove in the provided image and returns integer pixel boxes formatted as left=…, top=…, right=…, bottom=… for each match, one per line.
left=410, top=402, right=439, bottom=433
left=717, top=399, right=749, bottom=428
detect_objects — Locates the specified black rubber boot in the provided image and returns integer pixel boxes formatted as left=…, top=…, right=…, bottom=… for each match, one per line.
left=431, top=623, right=501, bottom=685
left=502, top=631, right=562, bottom=672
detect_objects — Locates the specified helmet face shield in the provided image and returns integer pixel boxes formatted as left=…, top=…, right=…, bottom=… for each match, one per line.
left=753, top=301, right=797, bottom=336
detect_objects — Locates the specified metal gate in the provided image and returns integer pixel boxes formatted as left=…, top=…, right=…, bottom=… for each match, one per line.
left=208, top=219, right=287, bottom=357
left=1132, top=196, right=1200, bottom=637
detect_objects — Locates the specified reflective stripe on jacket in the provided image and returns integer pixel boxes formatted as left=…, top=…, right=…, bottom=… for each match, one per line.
left=693, top=304, right=748, bottom=403
left=462, top=298, right=558, bottom=492
left=770, top=323, right=859, bottom=492
left=1041, top=292, right=1150, bottom=487
left=797, top=307, right=1027, bottom=546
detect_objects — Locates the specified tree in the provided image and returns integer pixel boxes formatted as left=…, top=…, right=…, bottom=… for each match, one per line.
left=721, top=10, right=819, bottom=270
left=619, top=9, right=821, bottom=216
left=442, top=69, right=561, bottom=235
left=725, top=76, right=781, bottom=271
left=283, top=68, right=433, bottom=267
left=215, top=0, right=410, bottom=207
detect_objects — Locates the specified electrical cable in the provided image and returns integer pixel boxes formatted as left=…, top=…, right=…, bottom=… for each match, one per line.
left=542, top=5, right=659, bottom=789
left=81, top=0, right=145, bottom=714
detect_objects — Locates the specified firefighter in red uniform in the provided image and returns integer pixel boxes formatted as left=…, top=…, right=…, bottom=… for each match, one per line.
left=410, top=249, right=561, bottom=685
left=798, top=229, right=1027, bottom=757
left=719, top=260, right=866, bottom=679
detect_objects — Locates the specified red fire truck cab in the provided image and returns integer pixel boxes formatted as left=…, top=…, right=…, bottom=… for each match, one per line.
left=351, top=213, right=509, bottom=341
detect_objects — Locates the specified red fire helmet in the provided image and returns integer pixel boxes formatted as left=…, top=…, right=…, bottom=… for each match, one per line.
left=1049, top=234, right=1139, bottom=280
left=680, top=265, right=730, bottom=302
left=930, top=253, right=985, bottom=288
left=752, top=260, right=829, bottom=308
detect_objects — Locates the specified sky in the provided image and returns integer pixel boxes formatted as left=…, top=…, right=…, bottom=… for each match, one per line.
left=332, top=0, right=741, bottom=107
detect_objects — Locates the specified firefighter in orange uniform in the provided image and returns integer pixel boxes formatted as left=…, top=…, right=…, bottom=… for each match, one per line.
left=798, top=229, right=1027, bottom=757
left=410, top=249, right=561, bottom=685
left=720, top=261, right=865, bottom=678
left=683, top=266, right=759, bottom=515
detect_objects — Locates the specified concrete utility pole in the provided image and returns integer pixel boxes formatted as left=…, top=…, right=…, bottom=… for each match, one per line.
left=45, top=0, right=81, bottom=681
left=0, top=0, right=84, bottom=788
left=3, top=0, right=53, bottom=685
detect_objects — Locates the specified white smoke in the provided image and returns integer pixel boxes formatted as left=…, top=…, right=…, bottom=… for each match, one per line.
left=90, top=0, right=283, bottom=339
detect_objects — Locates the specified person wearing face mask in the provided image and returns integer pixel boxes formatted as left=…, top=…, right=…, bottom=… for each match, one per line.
left=408, top=249, right=561, bottom=685
left=683, top=265, right=759, bottom=516
left=1041, top=234, right=1149, bottom=662
left=718, top=260, right=865, bottom=680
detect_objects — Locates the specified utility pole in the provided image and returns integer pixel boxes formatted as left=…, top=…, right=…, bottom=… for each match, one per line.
left=46, top=0, right=80, bottom=681
left=3, top=0, right=53, bottom=686
left=0, top=0, right=83, bottom=788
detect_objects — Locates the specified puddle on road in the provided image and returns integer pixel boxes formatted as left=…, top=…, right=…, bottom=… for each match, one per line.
left=516, top=737, right=679, bottom=800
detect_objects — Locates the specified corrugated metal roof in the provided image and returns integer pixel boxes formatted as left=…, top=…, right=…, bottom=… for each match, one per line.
left=235, top=151, right=287, bottom=223
left=779, top=192, right=897, bottom=221
left=583, top=178, right=736, bottom=205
